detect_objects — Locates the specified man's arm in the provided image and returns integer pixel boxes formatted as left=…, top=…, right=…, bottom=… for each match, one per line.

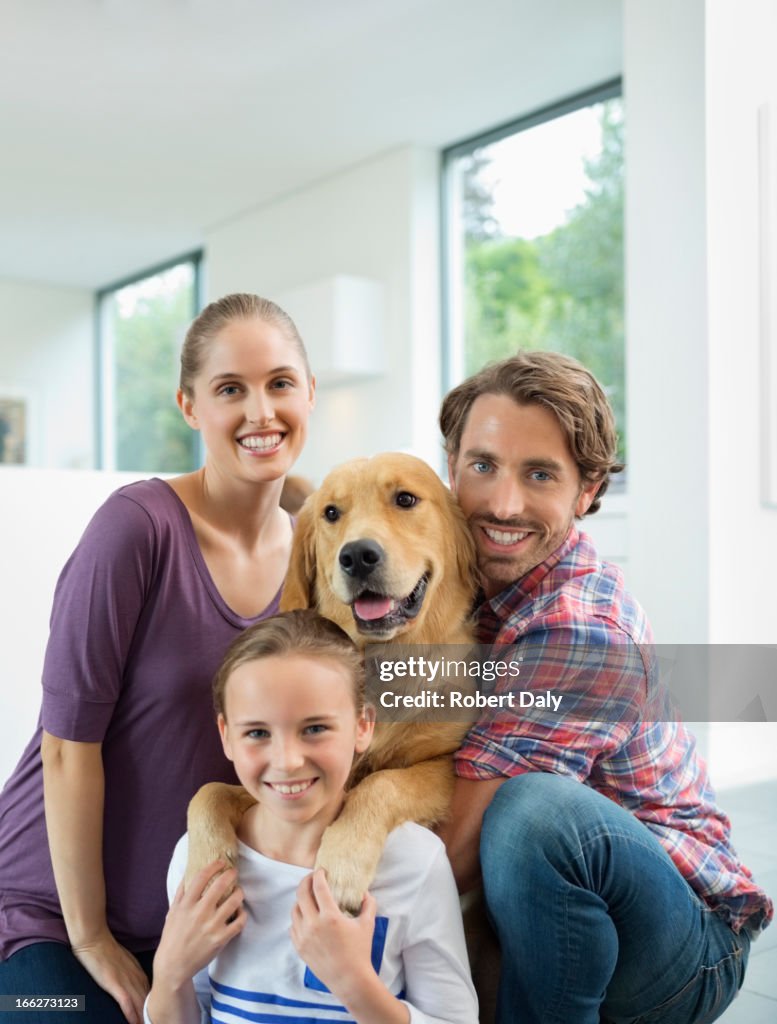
left=436, top=776, right=507, bottom=893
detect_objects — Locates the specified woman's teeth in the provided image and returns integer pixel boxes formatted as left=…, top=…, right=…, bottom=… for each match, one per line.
left=239, top=433, right=282, bottom=450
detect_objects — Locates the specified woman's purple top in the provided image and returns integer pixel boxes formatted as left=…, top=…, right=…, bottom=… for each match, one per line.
left=0, top=479, right=283, bottom=959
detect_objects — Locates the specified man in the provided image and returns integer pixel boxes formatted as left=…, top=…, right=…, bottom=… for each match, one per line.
left=437, top=351, right=772, bottom=1024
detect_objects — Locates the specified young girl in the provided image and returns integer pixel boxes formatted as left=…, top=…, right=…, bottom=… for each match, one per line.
left=146, top=610, right=479, bottom=1024
left=0, top=295, right=314, bottom=1024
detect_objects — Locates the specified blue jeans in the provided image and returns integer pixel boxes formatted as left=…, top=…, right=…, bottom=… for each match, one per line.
left=481, top=774, right=750, bottom=1024
left=0, top=942, right=155, bottom=1024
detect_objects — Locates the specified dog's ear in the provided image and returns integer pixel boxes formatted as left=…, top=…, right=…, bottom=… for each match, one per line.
left=447, top=489, right=480, bottom=599
left=280, top=495, right=317, bottom=610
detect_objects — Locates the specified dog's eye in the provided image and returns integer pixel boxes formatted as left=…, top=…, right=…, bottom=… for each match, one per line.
left=323, top=504, right=340, bottom=522
left=395, top=491, right=418, bottom=508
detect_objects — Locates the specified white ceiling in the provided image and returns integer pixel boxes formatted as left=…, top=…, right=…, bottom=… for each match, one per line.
left=1, top=0, right=622, bottom=290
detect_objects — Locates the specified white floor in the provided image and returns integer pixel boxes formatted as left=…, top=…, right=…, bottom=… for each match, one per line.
left=714, top=777, right=777, bottom=1022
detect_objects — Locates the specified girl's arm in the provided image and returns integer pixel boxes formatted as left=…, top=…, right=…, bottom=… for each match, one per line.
left=146, top=862, right=245, bottom=1024
left=42, top=732, right=150, bottom=1024
left=291, top=870, right=409, bottom=1024
left=395, top=844, right=479, bottom=1024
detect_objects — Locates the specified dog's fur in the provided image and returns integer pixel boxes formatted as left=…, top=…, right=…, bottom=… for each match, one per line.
left=186, top=453, right=478, bottom=912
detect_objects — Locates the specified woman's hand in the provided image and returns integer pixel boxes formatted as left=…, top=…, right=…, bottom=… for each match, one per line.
left=71, top=930, right=150, bottom=1024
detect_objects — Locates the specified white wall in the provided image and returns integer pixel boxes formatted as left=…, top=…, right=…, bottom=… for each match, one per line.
left=624, top=0, right=777, bottom=786
left=206, top=147, right=443, bottom=482
left=704, top=0, right=777, bottom=783
left=624, top=0, right=777, bottom=645
left=705, top=0, right=777, bottom=644
left=624, top=0, right=709, bottom=644
left=0, top=280, right=95, bottom=469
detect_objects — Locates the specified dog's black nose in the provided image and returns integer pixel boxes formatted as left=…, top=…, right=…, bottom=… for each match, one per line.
left=339, top=539, right=384, bottom=579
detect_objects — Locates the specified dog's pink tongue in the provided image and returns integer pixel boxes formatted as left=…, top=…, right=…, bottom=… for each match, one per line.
left=354, top=595, right=394, bottom=620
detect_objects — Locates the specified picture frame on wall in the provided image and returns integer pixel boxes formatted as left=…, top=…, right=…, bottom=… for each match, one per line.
left=0, top=392, right=28, bottom=466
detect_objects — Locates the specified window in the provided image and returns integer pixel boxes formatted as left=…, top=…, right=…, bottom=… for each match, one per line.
left=98, top=253, right=202, bottom=472
left=443, top=81, right=625, bottom=462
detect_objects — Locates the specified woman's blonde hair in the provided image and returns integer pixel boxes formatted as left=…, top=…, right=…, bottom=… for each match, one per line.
left=179, top=293, right=311, bottom=397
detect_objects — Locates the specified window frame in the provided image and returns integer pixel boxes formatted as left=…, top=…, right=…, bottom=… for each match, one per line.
left=95, top=249, right=204, bottom=471
left=440, top=77, right=623, bottom=396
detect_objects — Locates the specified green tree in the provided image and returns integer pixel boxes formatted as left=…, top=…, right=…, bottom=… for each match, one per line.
left=459, top=150, right=501, bottom=242
left=464, top=237, right=554, bottom=373
left=536, top=100, right=625, bottom=445
left=462, top=98, right=626, bottom=457
left=111, top=268, right=198, bottom=472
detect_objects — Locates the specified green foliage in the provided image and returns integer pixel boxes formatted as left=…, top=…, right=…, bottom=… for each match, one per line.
left=460, top=150, right=501, bottom=242
left=111, top=273, right=198, bottom=472
left=463, top=99, right=625, bottom=458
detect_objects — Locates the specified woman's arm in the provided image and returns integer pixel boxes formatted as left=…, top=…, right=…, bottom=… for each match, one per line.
left=42, top=731, right=150, bottom=1024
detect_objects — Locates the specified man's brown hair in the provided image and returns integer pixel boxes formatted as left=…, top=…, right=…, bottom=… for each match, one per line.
left=440, top=350, right=623, bottom=516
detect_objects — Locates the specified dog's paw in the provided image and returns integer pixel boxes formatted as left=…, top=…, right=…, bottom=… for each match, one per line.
left=316, top=857, right=371, bottom=917
left=184, top=836, right=239, bottom=891
left=185, top=782, right=249, bottom=891
left=315, top=823, right=384, bottom=916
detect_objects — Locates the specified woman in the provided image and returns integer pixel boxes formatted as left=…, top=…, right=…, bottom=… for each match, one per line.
left=0, top=294, right=315, bottom=1024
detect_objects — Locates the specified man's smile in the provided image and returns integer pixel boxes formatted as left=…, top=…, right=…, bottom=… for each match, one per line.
left=482, top=526, right=531, bottom=547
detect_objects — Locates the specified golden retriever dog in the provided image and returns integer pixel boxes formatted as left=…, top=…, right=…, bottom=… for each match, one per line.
left=186, top=453, right=478, bottom=913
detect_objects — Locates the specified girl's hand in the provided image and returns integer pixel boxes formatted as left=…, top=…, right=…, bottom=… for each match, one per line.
left=290, top=869, right=377, bottom=998
left=153, top=861, right=246, bottom=989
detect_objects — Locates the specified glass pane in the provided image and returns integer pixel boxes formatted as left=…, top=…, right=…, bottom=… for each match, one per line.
left=101, top=262, right=198, bottom=472
left=450, top=97, right=625, bottom=460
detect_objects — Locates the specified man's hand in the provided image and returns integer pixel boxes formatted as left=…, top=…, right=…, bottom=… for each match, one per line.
left=436, top=776, right=507, bottom=892
left=71, top=930, right=150, bottom=1024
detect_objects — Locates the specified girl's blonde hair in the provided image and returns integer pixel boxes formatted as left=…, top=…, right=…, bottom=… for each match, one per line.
left=213, top=610, right=365, bottom=718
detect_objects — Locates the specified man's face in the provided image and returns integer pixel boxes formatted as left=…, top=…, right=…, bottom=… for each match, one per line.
left=448, top=394, right=600, bottom=599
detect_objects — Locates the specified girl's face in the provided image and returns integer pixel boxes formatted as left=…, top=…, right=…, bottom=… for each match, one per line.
left=178, top=316, right=315, bottom=485
left=218, top=654, right=373, bottom=833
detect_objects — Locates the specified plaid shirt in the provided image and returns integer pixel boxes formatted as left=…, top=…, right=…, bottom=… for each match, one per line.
left=456, top=527, right=773, bottom=934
